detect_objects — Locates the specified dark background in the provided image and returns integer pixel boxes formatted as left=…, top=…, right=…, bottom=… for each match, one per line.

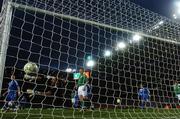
left=0, top=0, right=175, bottom=18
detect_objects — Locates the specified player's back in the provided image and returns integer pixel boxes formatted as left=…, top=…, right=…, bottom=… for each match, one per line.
left=139, top=88, right=149, bottom=96
left=8, top=80, right=18, bottom=93
left=143, top=88, right=149, bottom=96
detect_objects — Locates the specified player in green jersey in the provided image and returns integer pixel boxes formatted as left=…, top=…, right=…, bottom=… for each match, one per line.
left=77, top=68, right=88, bottom=110
left=173, top=81, right=180, bottom=100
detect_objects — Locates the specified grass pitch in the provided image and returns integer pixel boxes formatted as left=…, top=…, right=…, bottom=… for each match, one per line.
left=1, top=108, right=180, bottom=119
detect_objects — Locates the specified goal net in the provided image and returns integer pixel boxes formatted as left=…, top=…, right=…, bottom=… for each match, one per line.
left=1, top=0, right=180, bottom=118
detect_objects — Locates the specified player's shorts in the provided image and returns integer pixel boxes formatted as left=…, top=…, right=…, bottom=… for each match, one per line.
left=6, top=92, right=17, bottom=101
left=140, top=95, right=149, bottom=101
left=78, top=85, right=87, bottom=97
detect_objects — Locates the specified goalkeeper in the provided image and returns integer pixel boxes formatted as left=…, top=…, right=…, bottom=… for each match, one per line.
left=77, top=68, right=88, bottom=110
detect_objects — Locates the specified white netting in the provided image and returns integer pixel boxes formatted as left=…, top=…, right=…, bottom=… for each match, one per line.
left=0, top=0, right=180, bottom=118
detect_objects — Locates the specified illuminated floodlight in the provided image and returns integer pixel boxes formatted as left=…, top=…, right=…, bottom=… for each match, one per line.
left=104, top=50, right=112, bottom=57
left=175, top=1, right=180, bottom=8
left=174, top=1, right=180, bottom=16
left=86, top=60, right=95, bottom=67
left=116, top=42, right=126, bottom=50
left=132, top=34, right=142, bottom=42
left=65, top=68, right=72, bottom=73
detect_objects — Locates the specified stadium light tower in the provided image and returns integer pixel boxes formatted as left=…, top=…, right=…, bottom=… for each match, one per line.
left=104, top=50, right=112, bottom=57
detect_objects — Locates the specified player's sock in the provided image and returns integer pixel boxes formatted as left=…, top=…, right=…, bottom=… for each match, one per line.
left=140, top=101, right=144, bottom=109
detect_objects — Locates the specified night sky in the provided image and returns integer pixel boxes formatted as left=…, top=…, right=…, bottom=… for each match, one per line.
left=0, top=0, right=175, bottom=18
left=129, top=0, right=174, bottom=18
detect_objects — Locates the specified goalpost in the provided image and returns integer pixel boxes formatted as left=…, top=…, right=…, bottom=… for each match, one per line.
left=1, top=0, right=180, bottom=118
left=0, top=1, right=13, bottom=96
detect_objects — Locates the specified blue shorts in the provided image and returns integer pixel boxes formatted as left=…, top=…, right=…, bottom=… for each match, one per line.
left=140, top=96, right=149, bottom=101
left=5, top=93, right=17, bottom=101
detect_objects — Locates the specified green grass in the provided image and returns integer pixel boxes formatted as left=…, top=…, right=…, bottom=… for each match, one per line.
left=1, top=108, right=180, bottom=119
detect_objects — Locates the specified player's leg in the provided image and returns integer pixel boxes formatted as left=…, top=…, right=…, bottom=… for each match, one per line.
left=141, top=100, right=144, bottom=109
left=74, top=91, right=79, bottom=108
left=139, top=97, right=144, bottom=109
left=86, top=95, right=94, bottom=110
left=143, top=95, right=151, bottom=108
left=82, top=85, right=88, bottom=109
left=78, top=85, right=88, bottom=110
left=72, top=91, right=79, bottom=108
left=2, top=93, right=11, bottom=111
left=10, top=93, right=18, bottom=111
left=78, top=86, right=85, bottom=109
left=86, top=85, right=94, bottom=110
left=146, top=97, right=151, bottom=108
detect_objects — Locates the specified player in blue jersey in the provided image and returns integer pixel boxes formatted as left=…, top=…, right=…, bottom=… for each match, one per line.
left=2, top=75, right=20, bottom=111
left=71, top=89, right=79, bottom=108
left=138, top=84, right=150, bottom=109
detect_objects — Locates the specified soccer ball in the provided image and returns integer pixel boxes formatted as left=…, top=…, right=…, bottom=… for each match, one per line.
left=117, top=98, right=121, bottom=104
left=23, top=62, right=39, bottom=74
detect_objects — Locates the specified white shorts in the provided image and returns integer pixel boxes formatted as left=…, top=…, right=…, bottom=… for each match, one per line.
left=78, top=85, right=87, bottom=97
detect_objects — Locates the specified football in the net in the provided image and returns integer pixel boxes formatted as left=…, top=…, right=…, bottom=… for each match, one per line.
left=23, top=62, right=39, bottom=74
left=117, top=98, right=121, bottom=103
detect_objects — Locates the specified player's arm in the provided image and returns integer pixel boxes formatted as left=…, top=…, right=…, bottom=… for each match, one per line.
left=27, top=89, right=52, bottom=96
left=138, top=89, right=142, bottom=96
left=36, top=86, right=53, bottom=96
left=83, top=74, right=89, bottom=86
left=39, top=90, right=52, bottom=96
left=24, top=74, right=37, bottom=82
left=82, top=75, right=89, bottom=90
